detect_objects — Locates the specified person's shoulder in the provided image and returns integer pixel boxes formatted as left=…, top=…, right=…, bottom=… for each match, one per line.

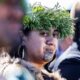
left=59, top=57, right=80, bottom=68
left=3, top=63, right=32, bottom=77
left=4, top=63, right=25, bottom=76
left=3, top=63, right=35, bottom=80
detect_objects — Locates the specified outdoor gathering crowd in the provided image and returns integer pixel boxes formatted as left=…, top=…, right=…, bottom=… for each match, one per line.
left=0, top=0, right=80, bottom=80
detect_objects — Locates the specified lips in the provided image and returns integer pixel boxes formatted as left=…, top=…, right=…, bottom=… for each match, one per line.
left=43, top=45, right=56, bottom=61
left=43, top=51, right=54, bottom=61
left=45, top=45, right=56, bottom=53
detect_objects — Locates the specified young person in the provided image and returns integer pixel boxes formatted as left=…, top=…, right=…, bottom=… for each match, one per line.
left=21, top=5, right=73, bottom=80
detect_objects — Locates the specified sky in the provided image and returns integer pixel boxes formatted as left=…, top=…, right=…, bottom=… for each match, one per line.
left=29, top=0, right=79, bottom=10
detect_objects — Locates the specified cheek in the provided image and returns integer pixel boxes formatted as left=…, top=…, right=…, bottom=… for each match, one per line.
left=53, top=38, right=58, bottom=50
left=28, top=38, right=45, bottom=55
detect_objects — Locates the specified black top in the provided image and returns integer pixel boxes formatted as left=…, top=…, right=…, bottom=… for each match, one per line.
left=59, top=57, right=80, bottom=80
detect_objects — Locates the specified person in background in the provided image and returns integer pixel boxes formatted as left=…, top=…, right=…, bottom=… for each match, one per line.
left=51, top=1, right=80, bottom=80
left=0, top=0, right=34, bottom=80
left=56, top=35, right=73, bottom=58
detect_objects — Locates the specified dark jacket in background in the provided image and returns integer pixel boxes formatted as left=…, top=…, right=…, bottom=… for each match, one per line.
left=51, top=42, right=80, bottom=80
left=59, top=57, right=80, bottom=80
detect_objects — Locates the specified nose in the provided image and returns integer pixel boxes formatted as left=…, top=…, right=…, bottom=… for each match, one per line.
left=46, top=36, right=54, bottom=46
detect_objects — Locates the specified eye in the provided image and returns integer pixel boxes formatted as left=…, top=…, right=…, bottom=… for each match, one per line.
left=53, top=30, right=59, bottom=38
left=40, top=31, right=49, bottom=37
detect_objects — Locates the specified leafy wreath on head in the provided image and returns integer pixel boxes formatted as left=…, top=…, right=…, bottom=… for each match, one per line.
left=23, top=3, right=74, bottom=38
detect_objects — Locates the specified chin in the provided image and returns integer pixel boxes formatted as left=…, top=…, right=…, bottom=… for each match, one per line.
left=43, top=55, right=53, bottom=62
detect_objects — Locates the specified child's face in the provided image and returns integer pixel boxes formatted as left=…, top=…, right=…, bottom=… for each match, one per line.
left=23, top=28, right=59, bottom=63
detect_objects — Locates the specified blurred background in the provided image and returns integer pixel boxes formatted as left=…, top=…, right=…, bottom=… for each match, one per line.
left=29, top=0, right=79, bottom=11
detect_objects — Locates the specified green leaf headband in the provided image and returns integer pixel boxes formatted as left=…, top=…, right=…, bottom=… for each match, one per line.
left=23, top=4, right=74, bottom=38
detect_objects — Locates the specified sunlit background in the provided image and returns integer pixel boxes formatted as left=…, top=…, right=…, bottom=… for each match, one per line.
left=29, top=0, right=79, bottom=10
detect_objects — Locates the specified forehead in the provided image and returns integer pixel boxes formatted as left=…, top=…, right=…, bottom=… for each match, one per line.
left=39, top=28, right=58, bottom=33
